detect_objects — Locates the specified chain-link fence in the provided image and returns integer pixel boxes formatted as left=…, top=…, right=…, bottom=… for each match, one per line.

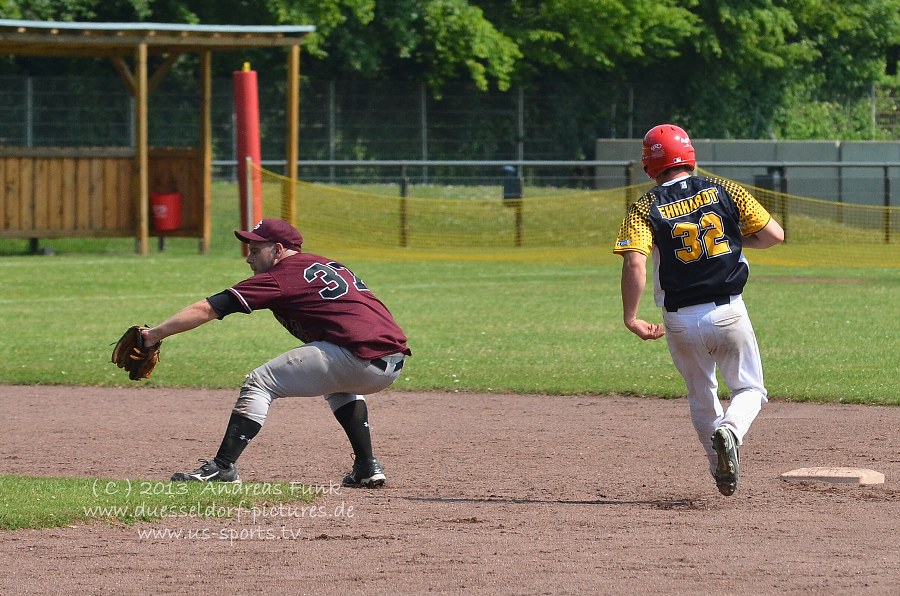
left=1, top=74, right=897, bottom=187
left=0, top=74, right=661, bottom=168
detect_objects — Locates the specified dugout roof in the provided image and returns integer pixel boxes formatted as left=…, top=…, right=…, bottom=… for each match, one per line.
left=0, top=19, right=314, bottom=56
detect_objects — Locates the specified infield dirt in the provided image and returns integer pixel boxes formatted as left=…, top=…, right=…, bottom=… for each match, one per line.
left=2, top=385, right=899, bottom=595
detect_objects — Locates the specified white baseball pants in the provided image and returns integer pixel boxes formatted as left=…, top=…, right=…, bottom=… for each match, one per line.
left=662, top=296, right=768, bottom=475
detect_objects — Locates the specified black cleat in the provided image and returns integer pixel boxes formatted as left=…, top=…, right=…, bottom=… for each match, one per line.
left=342, top=457, right=386, bottom=488
left=712, top=428, right=740, bottom=496
left=171, top=459, right=240, bottom=482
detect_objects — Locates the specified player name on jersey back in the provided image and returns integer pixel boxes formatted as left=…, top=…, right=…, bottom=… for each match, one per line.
left=657, top=187, right=720, bottom=220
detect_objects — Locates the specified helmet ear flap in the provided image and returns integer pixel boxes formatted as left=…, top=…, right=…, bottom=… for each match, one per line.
left=641, top=124, right=696, bottom=179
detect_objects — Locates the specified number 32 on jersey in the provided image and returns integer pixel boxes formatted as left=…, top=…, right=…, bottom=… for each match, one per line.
left=303, top=262, right=370, bottom=299
left=671, top=212, right=732, bottom=263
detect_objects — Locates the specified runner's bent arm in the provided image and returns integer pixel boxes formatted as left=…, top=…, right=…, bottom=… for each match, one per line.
left=742, top=218, right=785, bottom=250
left=620, top=251, right=664, bottom=341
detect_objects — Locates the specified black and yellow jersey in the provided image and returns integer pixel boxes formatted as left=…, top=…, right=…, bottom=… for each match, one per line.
left=614, top=175, right=771, bottom=311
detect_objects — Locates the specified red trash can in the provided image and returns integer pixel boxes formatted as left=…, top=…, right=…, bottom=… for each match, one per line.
left=151, top=192, right=182, bottom=232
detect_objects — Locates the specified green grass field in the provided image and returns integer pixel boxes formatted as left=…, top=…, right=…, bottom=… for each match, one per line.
left=0, top=181, right=897, bottom=403
left=0, top=474, right=317, bottom=531
left=1, top=241, right=897, bottom=402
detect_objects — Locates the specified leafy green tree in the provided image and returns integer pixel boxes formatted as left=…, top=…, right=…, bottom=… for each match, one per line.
left=760, top=0, right=900, bottom=139
left=469, top=1, right=706, bottom=150
left=291, top=0, right=521, bottom=93
left=639, top=0, right=900, bottom=138
left=791, top=0, right=900, bottom=99
left=478, top=0, right=701, bottom=76
left=640, top=0, right=817, bottom=137
left=0, top=0, right=151, bottom=22
left=0, top=0, right=897, bottom=145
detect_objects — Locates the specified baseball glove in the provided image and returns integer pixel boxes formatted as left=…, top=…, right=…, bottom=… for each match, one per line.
left=111, top=325, right=161, bottom=380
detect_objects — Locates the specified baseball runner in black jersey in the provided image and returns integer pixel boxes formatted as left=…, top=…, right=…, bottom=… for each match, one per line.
left=614, top=124, right=784, bottom=496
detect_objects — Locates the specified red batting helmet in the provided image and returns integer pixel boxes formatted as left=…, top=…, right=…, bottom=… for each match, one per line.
left=641, top=124, right=696, bottom=179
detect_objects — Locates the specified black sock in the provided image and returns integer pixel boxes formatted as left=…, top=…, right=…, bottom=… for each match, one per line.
left=214, top=413, right=261, bottom=468
left=333, top=400, right=374, bottom=461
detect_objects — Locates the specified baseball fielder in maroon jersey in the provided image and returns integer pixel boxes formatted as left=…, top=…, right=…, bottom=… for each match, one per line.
left=141, top=218, right=410, bottom=487
left=613, top=124, right=784, bottom=496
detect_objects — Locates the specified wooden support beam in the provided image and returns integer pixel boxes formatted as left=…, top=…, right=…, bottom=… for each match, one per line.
left=285, top=44, right=300, bottom=224
left=110, top=56, right=135, bottom=95
left=200, top=51, right=212, bottom=254
left=112, top=52, right=182, bottom=96
left=135, top=43, right=149, bottom=255
left=148, top=52, right=181, bottom=94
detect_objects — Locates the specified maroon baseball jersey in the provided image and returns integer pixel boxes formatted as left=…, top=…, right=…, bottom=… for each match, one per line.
left=226, top=253, right=410, bottom=360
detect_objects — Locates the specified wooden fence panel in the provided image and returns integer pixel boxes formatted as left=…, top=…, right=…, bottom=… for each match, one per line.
left=0, top=148, right=205, bottom=246
left=48, top=158, right=64, bottom=231
left=88, top=158, right=104, bottom=232
left=19, top=159, right=33, bottom=231
left=33, top=158, right=50, bottom=230
left=4, top=158, right=20, bottom=229
left=61, top=158, right=75, bottom=230
left=118, top=158, right=132, bottom=230
left=102, top=158, right=117, bottom=230
left=75, top=159, right=90, bottom=231
left=0, top=159, right=5, bottom=229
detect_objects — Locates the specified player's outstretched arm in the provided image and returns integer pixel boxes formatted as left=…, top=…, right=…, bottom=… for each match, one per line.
left=142, top=299, right=219, bottom=345
left=743, top=218, right=785, bottom=249
left=620, top=251, right=665, bottom=341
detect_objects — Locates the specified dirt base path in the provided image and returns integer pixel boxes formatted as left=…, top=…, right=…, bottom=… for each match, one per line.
left=2, top=385, right=899, bottom=595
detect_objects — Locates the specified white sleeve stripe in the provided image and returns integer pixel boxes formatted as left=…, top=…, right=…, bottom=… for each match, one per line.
left=228, top=288, right=253, bottom=313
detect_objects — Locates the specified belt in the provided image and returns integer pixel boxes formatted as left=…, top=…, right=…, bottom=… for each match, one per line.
left=666, top=295, right=731, bottom=313
left=371, top=357, right=404, bottom=373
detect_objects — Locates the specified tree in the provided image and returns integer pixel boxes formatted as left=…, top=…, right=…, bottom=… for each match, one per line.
left=768, top=0, right=900, bottom=139
left=478, top=0, right=701, bottom=77
left=636, top=0, right=817, bottom=137
left=0, top=0, right=897, bottom=144
left=790, top=0, right=900, bottom=99
left=295, top=0, right=521, bottom=94
left=634, top=0, right=900, bottom=138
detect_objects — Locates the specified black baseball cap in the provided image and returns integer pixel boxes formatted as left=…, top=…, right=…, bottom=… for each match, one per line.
left=234, top=218, right=303, bottom=250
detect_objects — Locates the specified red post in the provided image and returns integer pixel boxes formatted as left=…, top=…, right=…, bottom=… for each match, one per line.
left=233, top=62, right=263, bottom=242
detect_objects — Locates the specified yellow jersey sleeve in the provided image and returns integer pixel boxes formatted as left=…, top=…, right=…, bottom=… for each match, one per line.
left=711, top=177, right=772, bottom=235
left=613, top=192, right=655, bottom=256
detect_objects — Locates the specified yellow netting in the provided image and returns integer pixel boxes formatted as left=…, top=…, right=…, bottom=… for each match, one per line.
left=257, top=164, right=899, bottom=267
